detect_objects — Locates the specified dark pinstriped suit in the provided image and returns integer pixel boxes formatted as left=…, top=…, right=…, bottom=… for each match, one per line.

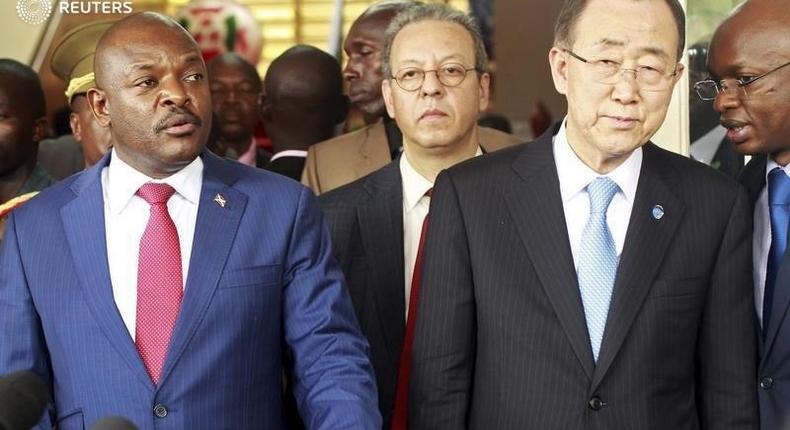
left=320, top=161, right=405, bottom=427
left=741, top=155, right=790, bottom=430
left=320, top=135, right=516, bottom=427
left=410, top=128, right=759, bottom=429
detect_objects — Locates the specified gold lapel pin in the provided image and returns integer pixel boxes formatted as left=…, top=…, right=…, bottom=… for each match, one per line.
left=214, top=193, right=227, bottom=208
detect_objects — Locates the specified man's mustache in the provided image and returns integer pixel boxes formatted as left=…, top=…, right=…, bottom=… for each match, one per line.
left=153, top=108, right=203, bottom=133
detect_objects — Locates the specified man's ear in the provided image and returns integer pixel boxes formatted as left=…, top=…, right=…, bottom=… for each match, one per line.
left=478, top=72, right=491, bottom=112
left=32, top=117, right=48, bottom=143
left=86, top=88, right=111, bottom=127
left=69, top=112, right=83, bottom=141
left=548, top=47, right=570, bottom=95
left=382, top=79, right=396, bottom=119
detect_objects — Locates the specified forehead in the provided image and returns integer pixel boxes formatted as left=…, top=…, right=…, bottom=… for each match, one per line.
left=346, top=11, right=393, bottom=45
left=0, top=76, right=27, bottom=113
left=573, top=0, right=678, bottom=58
left=209, top=62, right=257, bottom=83
left=104, top=27, right=201, bottom=71
left=390, top=20, right=475, bottom=65
left=709, top=18, right=790, bottom=72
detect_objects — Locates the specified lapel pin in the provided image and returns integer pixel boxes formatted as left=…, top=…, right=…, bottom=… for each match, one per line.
left=214, top=193, right=227, bottom=208
left=652, top=205, right=664, bottom=220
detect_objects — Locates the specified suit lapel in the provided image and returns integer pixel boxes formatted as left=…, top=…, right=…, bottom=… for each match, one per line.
left=504, top=133, right=595, bottom=379
left=591, top=144, right=684, bottom=391
left=745, top=155, right=790, bottom=366
left=158, top=151, right=247, bottom=387
left=358, top=120, right=392, bottom=179
left=62, top=154, right=154, bottom=390
left=359, top=162, right=406, bottom=363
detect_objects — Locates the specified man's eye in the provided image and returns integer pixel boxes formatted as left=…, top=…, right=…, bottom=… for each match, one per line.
left=442, top=65, right=464, bottom=76
left=185, top=73, right=204, bottom=82
left=400, top=69, right=420, bottom=80
left=737, top=75, right=757, bottom=85
left=136, top=78, right=156, bottom=88
left=598, top=59, right=620, bottom=67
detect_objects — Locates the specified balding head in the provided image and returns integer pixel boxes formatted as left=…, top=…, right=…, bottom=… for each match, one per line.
left=261, top=45, right=348, bottom=152
left=707, top=0, right=790, bottom=162
left=94, top=12, right=198, bottom=89
left=86, top=12, right=212, bottom=179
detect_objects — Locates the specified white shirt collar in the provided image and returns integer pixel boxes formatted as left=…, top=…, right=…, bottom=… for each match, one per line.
left=765, top=157, right=790, bottom=182
left=554, top=118, right=642, bottom=204
left=106, top=147, right=204, bottom=215
left=398, top=147, right=483, bottom=211
left=270, top=150, right=308, bottom=162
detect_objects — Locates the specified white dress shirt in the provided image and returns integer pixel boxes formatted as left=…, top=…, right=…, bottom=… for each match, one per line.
left=270, top=149, right=308, bottom=162
left=553, top=120, right=642, bottom=269
left=400, top=148, right=482, bottom=318
left=102, top=148, right=203, bottom=338
left=753, top=159, right=790, bottom=325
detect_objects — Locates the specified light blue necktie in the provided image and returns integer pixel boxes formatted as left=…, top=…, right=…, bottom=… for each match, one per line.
left=577, top=177, right=620, bottom=362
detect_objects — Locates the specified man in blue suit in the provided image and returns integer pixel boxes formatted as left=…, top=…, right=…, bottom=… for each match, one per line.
left=706, top=1, right=790, bottom=428
left=0, top=12, right=380, bottom=429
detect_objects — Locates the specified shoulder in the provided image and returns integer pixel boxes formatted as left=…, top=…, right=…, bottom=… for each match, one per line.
left=309, top=123, right=381, bottom=159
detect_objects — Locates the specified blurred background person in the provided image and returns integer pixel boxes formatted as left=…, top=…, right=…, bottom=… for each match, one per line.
left=259, top=45, right=348, bottom=181
left=0, top=59, right=53, bottom=240
left=207, top=52, right=271, bottom=166
left=45, top=20, right=115, bottom=177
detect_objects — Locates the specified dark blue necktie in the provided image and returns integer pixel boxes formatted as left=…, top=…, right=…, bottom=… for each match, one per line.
left=764, top=168, right=790, bottom=334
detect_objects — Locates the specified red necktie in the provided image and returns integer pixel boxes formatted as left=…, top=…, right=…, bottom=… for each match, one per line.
left=391, top=189, right=432, bottom=429
left=136, top=183, right=183, bottom=384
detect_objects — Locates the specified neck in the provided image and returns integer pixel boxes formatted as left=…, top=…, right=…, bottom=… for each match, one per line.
left=0, top=159, right=35, bottom=203
left=218, top=136, right=252, bottom=156
left=772, top=149, right=790, bottom=167
left=402, top=129, right=479, bottom=183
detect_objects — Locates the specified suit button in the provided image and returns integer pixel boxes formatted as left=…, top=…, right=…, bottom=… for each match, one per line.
left=588, top=397, right=604, bottom=411
left=760, top=377, right=774, bottom=390
left=154, top=403, right=168, bottom=418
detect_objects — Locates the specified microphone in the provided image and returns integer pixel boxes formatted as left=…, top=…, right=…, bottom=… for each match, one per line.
left=90, top=416, right=138, bottom=430
left=0, top=370, right=50, bottom=430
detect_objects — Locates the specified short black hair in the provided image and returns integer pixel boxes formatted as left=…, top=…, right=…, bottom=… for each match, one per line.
left=0, top=58, right=46, bottom=118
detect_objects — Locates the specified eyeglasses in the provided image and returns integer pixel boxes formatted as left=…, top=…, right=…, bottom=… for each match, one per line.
left=564, top=49, right=679, bottom=92
left=391, top=63, right=478, bottom=92
left=693, top=60, right=790, bottom=101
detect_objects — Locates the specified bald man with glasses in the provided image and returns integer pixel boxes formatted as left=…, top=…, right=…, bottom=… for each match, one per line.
left=705, top=0, right=790, bottom=428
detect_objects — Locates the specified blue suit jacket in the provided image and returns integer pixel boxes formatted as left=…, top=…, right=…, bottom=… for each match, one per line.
left=0, top=151, right=381, bottom=429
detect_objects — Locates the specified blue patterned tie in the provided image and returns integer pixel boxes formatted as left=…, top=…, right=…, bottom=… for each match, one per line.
left=578, top=177, right=620, bottom=362
left=764, top=168, right=790, bottom=334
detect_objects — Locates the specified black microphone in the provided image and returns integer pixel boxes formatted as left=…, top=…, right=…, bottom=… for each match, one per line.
left=0, top=370, right=50, bottom=430
left=90, top=416, right=138, bottom=430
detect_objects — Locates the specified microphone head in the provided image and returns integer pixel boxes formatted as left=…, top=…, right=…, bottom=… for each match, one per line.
left=0, top=370, right=50, bottom=430
left=90, top=416, right=138, bottom=430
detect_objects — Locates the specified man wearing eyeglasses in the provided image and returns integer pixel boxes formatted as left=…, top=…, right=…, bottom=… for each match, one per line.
left=318, top=4, right=514, bottom=427
left=704, top=1, right=790, bottom=428
left=409, top=0, right=758, bottom=428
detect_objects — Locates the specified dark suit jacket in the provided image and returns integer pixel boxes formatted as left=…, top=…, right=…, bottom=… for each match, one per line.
left=410, top=128, right=759, bottom=429
left=741, top=155, right=790, bottom=430
left=319, top=136, right=517, bottom=427
left=0, top=150, right=380, bottom=429
left=265, top=155, right=307, bottom=182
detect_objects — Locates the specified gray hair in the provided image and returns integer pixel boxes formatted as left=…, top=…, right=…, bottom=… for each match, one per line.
left=553, top=0, right=685, bottom=61
left=360, top=0, right=422, bottom=18
left=382, top=3, right=488, bottom=79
